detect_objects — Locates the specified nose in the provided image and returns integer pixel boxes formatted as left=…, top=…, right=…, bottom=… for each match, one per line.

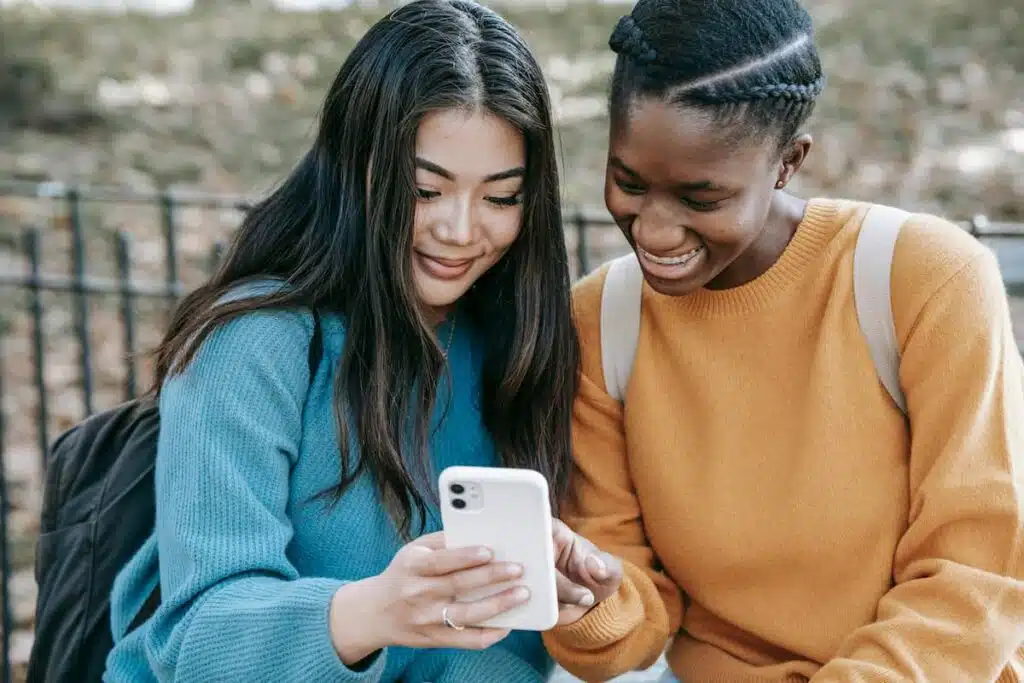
left=632, top=197, right=686, bottom=248
left=434, top=195, right=477, bottom=246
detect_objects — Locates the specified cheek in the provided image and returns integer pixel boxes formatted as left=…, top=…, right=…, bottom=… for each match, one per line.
left=411, top=202, right=435, bottom=242
left=481, top=210, right=522, bottom=256
left=604, top=174, right=631, bottom=215
left=730, top=191, right=773, bottom=241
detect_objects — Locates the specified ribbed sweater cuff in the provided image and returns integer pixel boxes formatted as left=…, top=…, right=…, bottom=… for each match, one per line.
left=285, top=578, right=388, bottom=681
left=174, top=577, right=389, bottom=682
left=548, top=577, right=645, bottom=650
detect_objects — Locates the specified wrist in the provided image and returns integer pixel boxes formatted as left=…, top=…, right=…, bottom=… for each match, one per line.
left=329, top=576, right=389, bottom=666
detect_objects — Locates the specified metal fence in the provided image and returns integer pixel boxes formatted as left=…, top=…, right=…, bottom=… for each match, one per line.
left=0, top=180, right=1022, bottom=683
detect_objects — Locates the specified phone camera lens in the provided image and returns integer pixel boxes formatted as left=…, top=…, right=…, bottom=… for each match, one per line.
left=450, top=483, right=465, bottom=495
left=451, top=498, right=467, bottom=510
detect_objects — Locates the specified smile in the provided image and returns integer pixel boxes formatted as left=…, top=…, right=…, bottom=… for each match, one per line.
left=637, top=245, right=704, bottom=266
left=416, top=252, right=476, bottom=281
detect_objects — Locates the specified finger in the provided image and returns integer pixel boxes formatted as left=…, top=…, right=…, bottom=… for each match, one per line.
left=421, top=562, right=522, bottom=601
left=591, top=552, right=624, bottom=586
left=555, top=570, right=595, bottom=607
left=445, top=585, right=531, bottom=627
left=409, top=531, right=448, bottom=551
left=585, top=553, right=610, bottom=581
left=551, top=520, right=580, bottom=562
left=408, top=545, right=494, bottom=577
left=551, top=518, right=576, bottom=549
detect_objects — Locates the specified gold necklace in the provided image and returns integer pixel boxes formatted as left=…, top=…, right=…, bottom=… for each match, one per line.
left=441, top=313, right=457, bottom=359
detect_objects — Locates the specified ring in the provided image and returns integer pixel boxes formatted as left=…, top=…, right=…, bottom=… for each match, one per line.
left=442, top=606, right=465, bottom=631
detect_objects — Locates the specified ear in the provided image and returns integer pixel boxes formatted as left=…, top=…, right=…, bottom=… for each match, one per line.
left=774, top=133, right=813, bottom=190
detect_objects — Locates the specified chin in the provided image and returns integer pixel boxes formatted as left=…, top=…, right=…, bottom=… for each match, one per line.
left=635, top=263, right=712, bottom=297
left=417, top=288, right=467, bottom=316
left=644, top=277, right=703, bottom=298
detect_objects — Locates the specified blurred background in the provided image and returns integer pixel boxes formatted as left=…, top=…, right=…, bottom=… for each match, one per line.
left=0, top=0, right=1021, bottom=681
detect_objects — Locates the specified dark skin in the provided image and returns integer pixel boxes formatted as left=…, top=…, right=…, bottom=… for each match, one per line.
left=605, top=96, right=813, bottom=296
left=552, top=95, right=816, bottom=623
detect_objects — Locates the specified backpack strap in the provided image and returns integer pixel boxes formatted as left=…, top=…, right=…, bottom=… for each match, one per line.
left=600, top=253, right=645, bottom=402
left=853, top=205, right=910, bottom=415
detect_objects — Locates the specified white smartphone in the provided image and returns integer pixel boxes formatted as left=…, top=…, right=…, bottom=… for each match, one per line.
left=438, top=465, right=559, bottom=631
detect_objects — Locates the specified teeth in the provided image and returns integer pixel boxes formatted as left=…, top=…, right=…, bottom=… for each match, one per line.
left=639, top=246, right=703, bottom=266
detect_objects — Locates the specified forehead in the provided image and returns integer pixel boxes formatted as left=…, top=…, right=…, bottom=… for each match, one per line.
left=610, top=97, right=773, bottom=183
left=415, top=108, right=525, bottom=178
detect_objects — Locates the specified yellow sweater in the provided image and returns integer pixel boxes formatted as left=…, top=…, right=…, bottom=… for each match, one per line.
left=544, top=198, right=1024, bottom=683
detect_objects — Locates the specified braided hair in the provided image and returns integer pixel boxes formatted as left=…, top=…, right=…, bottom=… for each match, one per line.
left=608, top=0, right=824, bottom=151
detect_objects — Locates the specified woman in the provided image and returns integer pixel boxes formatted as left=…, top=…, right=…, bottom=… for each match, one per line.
left=102, top=2, right=588, bottom=681
left=545, top=1, right=1024, bottom=681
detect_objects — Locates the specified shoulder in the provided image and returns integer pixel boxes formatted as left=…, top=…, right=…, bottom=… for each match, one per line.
left=890, top=207, right=995, bottom=290
left=852, top=202, right=1005, bottom=343
left=169, top=304, right=323, bottom=390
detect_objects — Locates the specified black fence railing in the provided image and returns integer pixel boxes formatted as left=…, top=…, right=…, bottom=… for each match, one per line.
left=0, top=179, right=1022, bottom=683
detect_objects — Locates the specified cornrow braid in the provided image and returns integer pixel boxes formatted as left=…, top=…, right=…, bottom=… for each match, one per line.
left=608, top=0, right=825, bottom=151
left=697, top=78, right=825, bottom=105
left=608, top=15, right=657, bottom=65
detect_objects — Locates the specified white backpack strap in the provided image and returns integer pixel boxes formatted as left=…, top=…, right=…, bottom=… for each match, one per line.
left=600, top=253, right=645, bottom=402
left=853, top=205, right=910, bottom=415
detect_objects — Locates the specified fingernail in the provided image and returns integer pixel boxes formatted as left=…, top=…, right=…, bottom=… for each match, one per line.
left=578, top=591, right=595, bottom=607
left=513, top=587, right=530, bottom=601
left=476, top=547, right=493, bottom=560
left=587, top=555, right=607, bottom=579
left=504, top=563, right=523, bottom=577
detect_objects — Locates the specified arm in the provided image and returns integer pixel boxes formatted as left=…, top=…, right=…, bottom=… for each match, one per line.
left=542, top=272, right=685, bottom=680
left=403, top=632, right=551, bottom=683
left=142, top=310, right=387, bottom=682
left=812, top=249, right=1024, bottom=682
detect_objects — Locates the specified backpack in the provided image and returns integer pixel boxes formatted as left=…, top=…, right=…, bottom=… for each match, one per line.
left=599, top=204, right=910, bottom=415
left=27, top=312, right=323, bottom=683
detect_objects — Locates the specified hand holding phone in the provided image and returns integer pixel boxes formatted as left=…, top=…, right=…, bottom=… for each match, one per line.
left=328, top=531, right=530, bottom=662
left=439, top=466, right=560, bottom=631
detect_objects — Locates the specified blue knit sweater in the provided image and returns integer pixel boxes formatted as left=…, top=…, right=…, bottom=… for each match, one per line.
left=103, top=304, right=553, bottom=682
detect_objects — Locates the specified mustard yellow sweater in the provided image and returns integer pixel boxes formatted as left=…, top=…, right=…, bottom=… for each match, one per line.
left=544, top=199, right=1024, bottom=683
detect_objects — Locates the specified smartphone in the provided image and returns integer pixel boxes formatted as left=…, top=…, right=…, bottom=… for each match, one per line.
left=438, top=465, right=559, bottom=631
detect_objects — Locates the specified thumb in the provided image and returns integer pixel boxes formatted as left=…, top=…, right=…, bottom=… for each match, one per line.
left=584, top=553, right=623, bottom=601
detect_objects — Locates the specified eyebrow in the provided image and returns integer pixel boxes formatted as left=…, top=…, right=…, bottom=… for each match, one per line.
left=415, top=157, right=526, bottom=183
left=609, top=156, right=723, bottom=192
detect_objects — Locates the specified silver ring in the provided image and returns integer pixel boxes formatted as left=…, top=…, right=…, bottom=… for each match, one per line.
left=442, top=606, right=465, bottom=631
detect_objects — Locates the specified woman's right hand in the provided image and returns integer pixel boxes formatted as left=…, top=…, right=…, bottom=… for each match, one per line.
left=329, top=531, right=529, bottom=665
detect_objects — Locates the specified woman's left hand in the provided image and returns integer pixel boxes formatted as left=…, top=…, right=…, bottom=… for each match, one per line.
left=551, top=518, right=624, bottom=626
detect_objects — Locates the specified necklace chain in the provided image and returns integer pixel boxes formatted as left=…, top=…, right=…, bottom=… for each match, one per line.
left=441, top=313, right=457, bottom=359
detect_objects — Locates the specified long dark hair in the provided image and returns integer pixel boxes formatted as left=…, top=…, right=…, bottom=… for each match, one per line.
left=152, top=0, right=579, bottom=538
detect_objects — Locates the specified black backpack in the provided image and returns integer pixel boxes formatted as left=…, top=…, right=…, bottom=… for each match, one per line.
left=27, top=314, right=322, bottom=683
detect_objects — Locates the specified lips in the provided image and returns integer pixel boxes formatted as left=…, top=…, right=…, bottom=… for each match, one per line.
left=637, top=245, right=704, bottom=266
left=415, top=251, right=476, bottom=281
left=635, top=244, right=707, bottom=281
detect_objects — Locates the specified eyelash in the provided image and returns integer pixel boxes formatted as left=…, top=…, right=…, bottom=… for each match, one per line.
left=489, top=194, right=522, bottom=207
left=685, top=199, right=720, bottom=212
left=415, top=189, right=522, bottom=208
left=614, top=180, right=721, bottom=212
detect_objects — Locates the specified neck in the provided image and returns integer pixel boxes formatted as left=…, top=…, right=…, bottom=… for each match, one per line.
left=423, top=304, right=454, bottom=328
left=707, top=191, right=808, bottom=290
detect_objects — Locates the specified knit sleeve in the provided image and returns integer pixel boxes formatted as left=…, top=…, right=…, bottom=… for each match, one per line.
left=812, top=246, right=1024, bottom=682
left=143, top=310, right=387, bottom=682
left=541, top=269, right=685, bottom=681
left=402, top=631, right=552, bottom=683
